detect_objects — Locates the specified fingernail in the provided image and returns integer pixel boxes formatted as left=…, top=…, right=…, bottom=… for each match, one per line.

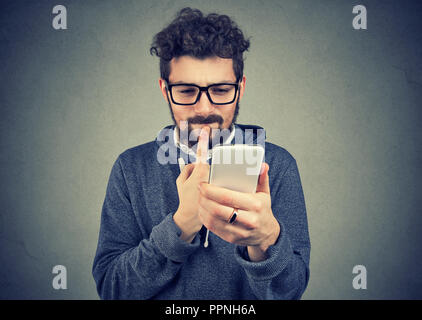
left=201, top=126, right=210, bottom=136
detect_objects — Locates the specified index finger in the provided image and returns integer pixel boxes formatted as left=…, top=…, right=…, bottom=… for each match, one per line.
left=199, top=183, right=260, bottom=212
left=195, top=126, right=210, bottom=164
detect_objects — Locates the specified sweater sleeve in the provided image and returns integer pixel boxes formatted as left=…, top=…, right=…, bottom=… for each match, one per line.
left=92, top=157, right=200, bottom=299
left=234, top=158, right=311, bottom=299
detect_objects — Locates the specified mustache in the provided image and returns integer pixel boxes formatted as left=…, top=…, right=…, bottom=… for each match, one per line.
left=188, top=115, right=224, bottom=125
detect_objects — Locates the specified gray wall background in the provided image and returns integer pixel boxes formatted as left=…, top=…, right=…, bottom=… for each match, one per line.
left=0, top=0, right=421, bottom=299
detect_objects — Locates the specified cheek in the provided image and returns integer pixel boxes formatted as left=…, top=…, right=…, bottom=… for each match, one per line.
left=172, top=107, right=193, bottom=122
left=220, top=106, right=236, bottom=125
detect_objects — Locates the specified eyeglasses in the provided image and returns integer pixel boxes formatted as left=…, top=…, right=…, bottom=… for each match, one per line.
left=165, top=82, right=239, bottom=106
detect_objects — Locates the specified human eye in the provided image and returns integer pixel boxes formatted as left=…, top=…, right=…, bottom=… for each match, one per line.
left=210, top=85, right=233, bottom=95
left=175, top=86, right=197, bottom=96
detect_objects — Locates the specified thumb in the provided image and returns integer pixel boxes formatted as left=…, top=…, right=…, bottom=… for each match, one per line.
left=176, top=163, right=195, bottom=185
left=256, top=162, right=270, bottom=194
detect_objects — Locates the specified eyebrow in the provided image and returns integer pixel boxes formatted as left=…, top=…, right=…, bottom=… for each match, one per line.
left=170, top=80, right=237, bottom=85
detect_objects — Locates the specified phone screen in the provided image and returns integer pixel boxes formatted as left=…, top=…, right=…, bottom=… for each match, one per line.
left=208, top=145, right=264, bottom=193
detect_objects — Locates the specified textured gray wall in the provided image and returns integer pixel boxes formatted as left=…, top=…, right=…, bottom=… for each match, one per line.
left=0, top=0, right=421, bottom=299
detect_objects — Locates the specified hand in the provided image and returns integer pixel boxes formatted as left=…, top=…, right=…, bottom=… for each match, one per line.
left=173, top=126, right=211, bottom=243
left=198, top=163, right=280, bottom=261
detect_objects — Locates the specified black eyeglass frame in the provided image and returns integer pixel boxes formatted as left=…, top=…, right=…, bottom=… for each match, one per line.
left=165, top=81, right=240, bottom=106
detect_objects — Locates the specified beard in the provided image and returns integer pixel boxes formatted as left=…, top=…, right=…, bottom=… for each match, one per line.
left=168, top=98, right=240, bottom=149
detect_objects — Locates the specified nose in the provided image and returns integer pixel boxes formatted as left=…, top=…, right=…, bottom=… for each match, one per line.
left=194, top=91, right=214, bottom=116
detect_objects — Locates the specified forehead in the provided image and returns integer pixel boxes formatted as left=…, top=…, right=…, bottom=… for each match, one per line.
left=168, top=56, right=236, bottom=85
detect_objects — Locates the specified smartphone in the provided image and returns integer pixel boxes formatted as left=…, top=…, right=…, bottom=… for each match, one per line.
left=208, top=144, right=265, bottom=193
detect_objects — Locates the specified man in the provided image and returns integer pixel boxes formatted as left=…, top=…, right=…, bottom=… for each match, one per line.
left=92, top=7, right=310, bottom=300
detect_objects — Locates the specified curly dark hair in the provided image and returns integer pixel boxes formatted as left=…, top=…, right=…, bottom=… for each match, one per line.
left=150, top=7, right=250, bottom=82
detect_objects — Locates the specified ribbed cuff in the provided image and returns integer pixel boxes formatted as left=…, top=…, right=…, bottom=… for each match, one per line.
left=234, top=220, right=293, bottom=281
left=150, top=213, right=201, bottom=263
